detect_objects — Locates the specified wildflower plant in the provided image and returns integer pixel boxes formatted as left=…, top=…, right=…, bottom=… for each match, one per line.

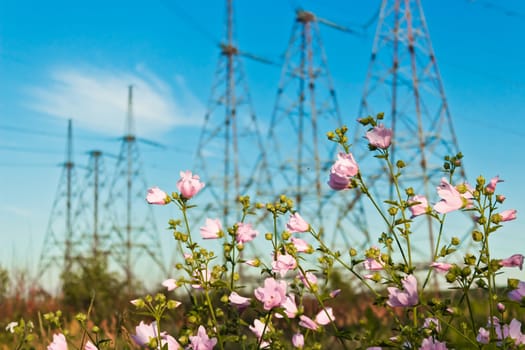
left=6, top=113, right=524, bottom=349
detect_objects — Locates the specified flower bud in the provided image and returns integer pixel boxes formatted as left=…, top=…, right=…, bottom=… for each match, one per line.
left=461, top=267, right=472, bottom=277
left=396, top=160, right=406, bottom=169
left=167, top=300, right=180, bottom=309
left=265, top=233, right=273, bottom=240
left=497, top=302, right=506, bottom=313
left=75, top=313, right=87, bottom=322
left=388, top=207, right=398, bottom=216
left=282, top=231, right=291, bottom=240
left=464, top=254, right=477, bottom=265
left=445, top=271, right=456, bottom=283
left=451, top=237, right=460, bottom=246
left=472, top=231, right=483, bottom=242
left=496, top=195, right=506, bottom=203
left=508, top=278, right=520, bottom=290
left=349, top=248, right=357, bottom=257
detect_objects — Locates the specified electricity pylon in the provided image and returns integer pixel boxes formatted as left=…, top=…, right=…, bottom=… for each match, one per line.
left=106, top=85, right=167, bottom=292
left=351, top=0, right=466, bottom=260
left=75, top=150, right=112, bottom=260
left=37, top=119, right=82, bottom=284
left=194, top=0, right=270, bottom=226
left=264, top=9, right=371, bottom=248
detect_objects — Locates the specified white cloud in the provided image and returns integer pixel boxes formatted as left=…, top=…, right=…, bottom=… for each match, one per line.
left=27, top=65, right=205, bottom=137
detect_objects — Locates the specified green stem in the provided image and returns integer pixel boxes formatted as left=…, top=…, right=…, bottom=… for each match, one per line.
left=256, top=311, right=272, bottom=350
left=310, top=229, right=379, bottom=297
left=422, top=216, right=445, bottom=290
left=204, top=289, right=225, bottom=350
left=359, top=173, right=409, bottom=267
left=296, top=264, right=348, bottom=350
left=181, top=204, right=194, bottom=247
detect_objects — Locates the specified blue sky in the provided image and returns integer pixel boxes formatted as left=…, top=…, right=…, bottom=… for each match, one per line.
left=1, top=0, right=524, bottom=286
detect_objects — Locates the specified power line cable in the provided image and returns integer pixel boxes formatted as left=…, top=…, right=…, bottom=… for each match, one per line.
left=157, top=0, right=221, bottom=45
left=466, top=0, right=525, bottom=19
left=0, top=124, right=114, bottom=141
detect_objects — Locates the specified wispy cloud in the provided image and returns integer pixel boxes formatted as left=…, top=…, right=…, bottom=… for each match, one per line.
left=27, top=64, right=205, bottom=137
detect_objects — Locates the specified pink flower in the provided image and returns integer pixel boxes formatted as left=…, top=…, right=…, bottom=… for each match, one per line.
left=47, top=333, right=68, bottom=350
left=292, top=333, right=304, bottom=348
left=387, top=274, right=419, bottom=307
left=286, top=212, right=309, bottom=233
left=275, top=294, right=298, bottom=318
left=291, top=237, right=310, bottom=253
left=329, top=289, right=341, bottom=298
left=272, top=254, right=297, bottom=277
left=236, top=222, right=258, bottom=243
left=297, top=271, right=318, bottom=287
left=189, top=325, right=217, bottom=350
left=249, top=319, right=270, bottom=348
left=177, top=170, right=205, bottom=199
left=477, top=327, right=490, bottom=344
left=433, top=178, right=471, bottom=214
left=505, top=319, right=525, bottom=345
left=85, top=341, right=97, bottom=350
left=365, top=124, right=393, bottom=149
left=430, top=262, right=453, bottom=273
left=499, top=209, right=517, bottom=222
left=419, top=337, right=448, bottom=350
left=200, top=218, right=222, bottom=239
left=486, top=176, right=503, bottom=194
left=162, top=278, right=178, bottom=291
left=508, top=281, right=525, bottom=302
left=423, top=318, right=441, bottom=332
left=131, top=321, right=157, bottom=347
left=192, top=269, right=212, bottom=289
left=164, top=335, right=182, bottom=350
left=328, top=152, right=359, bottom=190
left=146, top=186, right=168, bottom=205
left=332, top=152, right=359, bottom=177
left=328, top=171, right=350, bottom=190
left=254, top=277, right=287, bottom=310
left=500, top=254, right=524, bottom=270
left=315, top=307, right=335, bottom=325
left=229, top=291, right=251, bottom=308
left=408, top=195, right=428, bottom=217
left=363, top=258, right=384, bottom=271
left=298, top=315, right=319, bottom=331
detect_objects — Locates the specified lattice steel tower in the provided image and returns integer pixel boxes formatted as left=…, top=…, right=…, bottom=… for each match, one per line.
left=265, top=9, right=369, bottom=247
left=194, top=0, right=269, bottom=225
left=75, top=150, right=112, bottom=260
left=107, top=86, right=167, bottom=292
left=352, top=0, right=465, bottom=258
left=38, top=119, right=82, bottom=282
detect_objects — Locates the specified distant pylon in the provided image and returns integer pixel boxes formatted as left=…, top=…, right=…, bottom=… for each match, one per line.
left=75, top=150, right=112, bottom=260
left=352, top=0, right=465, bottom=259
left=194, top=0, right=269, bottom=225
left=106, top=85, right=167, bottom=292
left=37, top=119, right=82, bottom=282
left=265, top=9, right=368, bottom=247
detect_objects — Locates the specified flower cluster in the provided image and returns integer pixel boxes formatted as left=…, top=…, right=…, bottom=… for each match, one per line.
left=16, top=114, right=521, bottom=350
